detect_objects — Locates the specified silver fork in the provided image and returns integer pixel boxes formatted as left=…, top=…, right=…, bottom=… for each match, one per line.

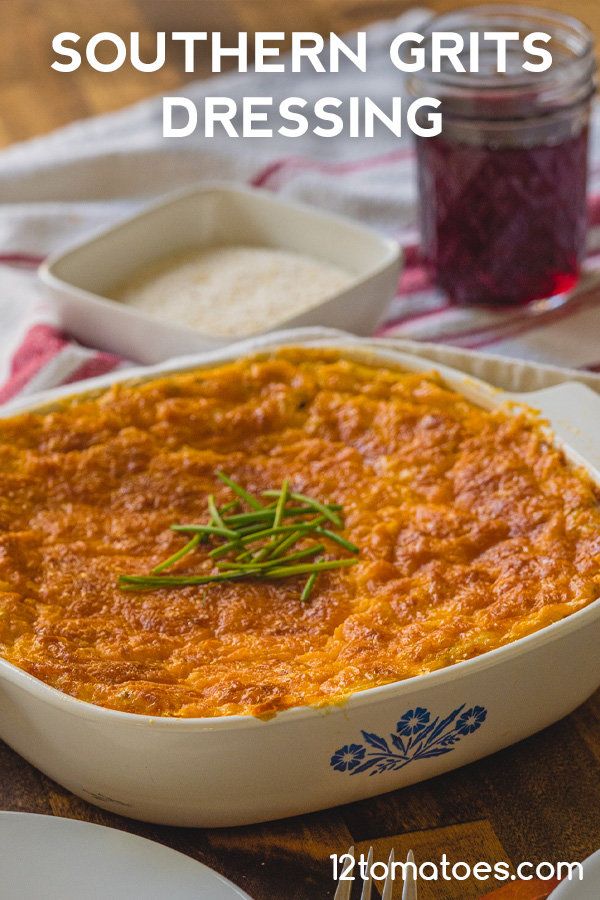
left=333, top=846, right=417, bottom=899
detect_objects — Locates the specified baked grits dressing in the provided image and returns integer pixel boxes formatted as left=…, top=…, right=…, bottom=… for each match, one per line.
left=0, top=349, right=598, bottom=718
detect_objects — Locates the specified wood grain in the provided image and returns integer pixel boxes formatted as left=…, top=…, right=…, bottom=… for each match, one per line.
left=0, top=2, right=599, bottom=897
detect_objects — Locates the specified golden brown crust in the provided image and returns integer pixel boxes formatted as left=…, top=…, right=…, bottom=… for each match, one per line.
left=0, top=349, right=598, bottom=717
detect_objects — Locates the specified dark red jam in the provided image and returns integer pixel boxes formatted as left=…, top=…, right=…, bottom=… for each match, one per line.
left=416, top=128, right=589, bottom=306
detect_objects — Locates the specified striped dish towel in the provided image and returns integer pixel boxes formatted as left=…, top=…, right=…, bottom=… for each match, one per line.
left=0, top=8, right=599, bottom=402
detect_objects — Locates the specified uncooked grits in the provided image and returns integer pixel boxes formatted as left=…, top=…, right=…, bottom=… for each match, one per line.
left=112, top=245, right=351, bottom=337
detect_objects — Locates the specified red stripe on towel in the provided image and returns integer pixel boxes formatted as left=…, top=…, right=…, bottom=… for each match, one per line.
left=0, top=252, right=45, bottom=269
left=251, top=147, right=415, bottom=191
left=62, top=353, right=122, bottom=384
left=0, top=324, right=68, bottom=403
left=250, top=159, right=290, bottom=188
left=0, top=324, right=123, bottom=403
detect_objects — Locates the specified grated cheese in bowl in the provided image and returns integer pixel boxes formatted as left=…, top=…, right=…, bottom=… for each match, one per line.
left=111, top=245, right=351, bottom=337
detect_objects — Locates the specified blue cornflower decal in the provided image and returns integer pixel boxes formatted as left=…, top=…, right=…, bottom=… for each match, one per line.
left=330, top=743, right=366, bottom=772
left=396, top=707, right=430, bottom=736
left=331, top=703, right=489, bottom=777
left=456, top=706, right=487, bottom=735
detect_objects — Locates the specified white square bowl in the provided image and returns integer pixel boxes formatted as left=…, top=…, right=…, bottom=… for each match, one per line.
left=39, top=182, right=401, bottom=364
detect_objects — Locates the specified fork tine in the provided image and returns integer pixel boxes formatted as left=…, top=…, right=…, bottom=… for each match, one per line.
left=381, top=848, right=394, bottom=900
left=359, top=846, right=373, bottom=900
left=402, top=850, right=417, bottom=900
left=333, top=845, right=354, bottom=900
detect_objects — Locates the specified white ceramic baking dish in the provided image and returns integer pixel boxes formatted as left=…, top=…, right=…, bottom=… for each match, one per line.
left=0, top=329, right=599, bottom=828
left=38, top=183, right=401, bottom=364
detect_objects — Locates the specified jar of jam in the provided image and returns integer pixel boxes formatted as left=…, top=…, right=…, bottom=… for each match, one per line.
left=408, top=6, right=596, bottom=307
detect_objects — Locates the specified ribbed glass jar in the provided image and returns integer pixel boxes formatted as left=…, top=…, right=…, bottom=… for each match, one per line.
left=408, top=5, right=596, bottom=307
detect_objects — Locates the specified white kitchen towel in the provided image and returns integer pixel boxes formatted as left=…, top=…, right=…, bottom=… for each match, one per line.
left=0, top=8, right=599, bottom=404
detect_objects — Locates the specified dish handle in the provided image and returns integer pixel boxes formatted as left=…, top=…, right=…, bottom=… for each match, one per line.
left=513, top=381, right=600, bottom=474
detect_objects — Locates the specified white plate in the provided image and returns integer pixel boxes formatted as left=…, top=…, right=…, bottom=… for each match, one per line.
left=551, top=850, right=600, bottom=898
left=0, top=812, right=252, bottom=899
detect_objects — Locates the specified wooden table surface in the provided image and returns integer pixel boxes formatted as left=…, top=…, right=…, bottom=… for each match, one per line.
left=1, top=2, right=600, bottom=897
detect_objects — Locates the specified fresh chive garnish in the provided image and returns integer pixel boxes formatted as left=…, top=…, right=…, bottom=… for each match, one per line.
left=216, top=471, right=264, bottom=510
left=262, top=528, right=306, bottom=561
left=151, top=533, right=201, bottom=574
left=301, top=572, right=318, bottom=602
left=207, top=494, right=226, bottom=530
left=219, top=544, right=324, bottom=570
left=258, top=533, right=294, bottom=560
left=236, top=521, right=279, bottom=537
left=119, top=474, right=358, bottom=601
left=223, top=510, right=290, bottom=527
left=209, top=522, right=317, bottom=559
left=255, top=480, right=288, bottom=561
left=253, top=529, right=299, bottom=563
left=315, top=527, right=360, bottom=554
left=264, top=558, right=358, bottom=577
left=118, top=571, right=247, bottom=587
left=261, top=490, right=343, bottom=527
left=273, top=479, right=288, bottom=529
left=171, top=523, right=239, bottom=539
left=222, top=504, right=340, bottom=526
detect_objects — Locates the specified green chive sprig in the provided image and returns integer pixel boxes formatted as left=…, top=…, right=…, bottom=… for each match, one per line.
left=118, top=473, right=358, bottom=601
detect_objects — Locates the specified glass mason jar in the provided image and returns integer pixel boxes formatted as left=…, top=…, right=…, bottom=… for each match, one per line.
left=408, top=6, right=596, bottom=307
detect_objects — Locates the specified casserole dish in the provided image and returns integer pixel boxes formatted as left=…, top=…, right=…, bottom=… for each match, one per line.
left=38, top=183, right=401, bottom=364
left=0, top=328, right=599, bottom=827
